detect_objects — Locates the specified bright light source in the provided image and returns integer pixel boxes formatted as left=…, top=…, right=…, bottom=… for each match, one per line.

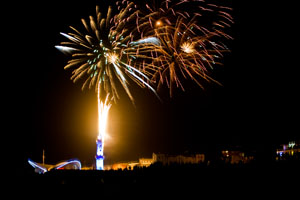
left=107, top=52, right=119, bottom=64
left=97, top=95, right=111, bottom=143
left=181, top=42, right=195, bottom=54
left=288, top=141, right=295, bottom=148
left=155, top=20, right=163, bottom=27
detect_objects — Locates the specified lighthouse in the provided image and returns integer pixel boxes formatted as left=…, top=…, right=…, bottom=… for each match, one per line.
left=96, top=136, right=104, bottom=170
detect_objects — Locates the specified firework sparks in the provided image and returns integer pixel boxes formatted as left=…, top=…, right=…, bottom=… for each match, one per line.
left=55, top=3, right=158, bottom=103
left=119, top=0, right=201, bottom=39
left=155, top=20, right=163, bottom=27
left=134, top=16, right=231, bottom=97
left=181, top=42, right=195, bottom=54
left=125, top=0, right=233, bottom=97
left=97, top=92, right=111, bottom=142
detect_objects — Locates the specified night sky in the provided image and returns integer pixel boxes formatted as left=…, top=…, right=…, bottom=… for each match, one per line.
left=6, top=1, right=299, bottom=172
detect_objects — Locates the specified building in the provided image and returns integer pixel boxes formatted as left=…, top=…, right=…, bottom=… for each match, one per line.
left=139, top=158, right=154, bottom=167
left=111, top=158, right=152, bottom=170
left=152, top=153, right=205, bottom=165
left=127, top=162, right=139, bottom=170
left=276, top=141, right=300, bottom=160
left=28, top=158, right=81, bottom=174
left=111, top=162, right=129, bottom=170
left=221, top=150, right=254, bottom=164
left=108, top=152, right=205, bottom=170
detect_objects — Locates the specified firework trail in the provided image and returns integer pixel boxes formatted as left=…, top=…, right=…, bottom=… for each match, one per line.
left=117, top=0, right=193, bottom=38
left=117, top=0, right=233, bottom=37
left=55, top=3, right=158, bottom=103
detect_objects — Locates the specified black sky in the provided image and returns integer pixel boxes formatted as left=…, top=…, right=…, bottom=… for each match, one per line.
left=5, top=1, right=299, bottom=172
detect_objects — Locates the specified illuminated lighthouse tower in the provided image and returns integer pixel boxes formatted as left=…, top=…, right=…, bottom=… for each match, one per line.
left=96, top=93, right=111, bottom=170
left=96, top=136, right=104, bottom=170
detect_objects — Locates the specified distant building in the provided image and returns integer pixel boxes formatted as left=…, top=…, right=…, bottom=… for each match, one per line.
left=128, top=162, right=139, bottom=170
left=111, top=158, right=152, bottom=170
left=81, top=166, right=94, bottom=170
left=111, top=162, right=129, bottom=170
left=152, top=153, right=205, bottom=165
left=276, top=141, right=300, bottom=160
left=109, top=152, right=205, bottom=170
left=221, top=150, right=254, bottom=164
left=28, top=158, right=81, bottom=174
left=139, top=158, right=154, bottom=167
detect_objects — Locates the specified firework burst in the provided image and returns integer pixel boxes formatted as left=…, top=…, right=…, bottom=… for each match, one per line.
left=55, top=3, right=158, bottom=103
left=124, top=0, right=233, bottom=97
left=134, top=16, right=232, bottom=97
